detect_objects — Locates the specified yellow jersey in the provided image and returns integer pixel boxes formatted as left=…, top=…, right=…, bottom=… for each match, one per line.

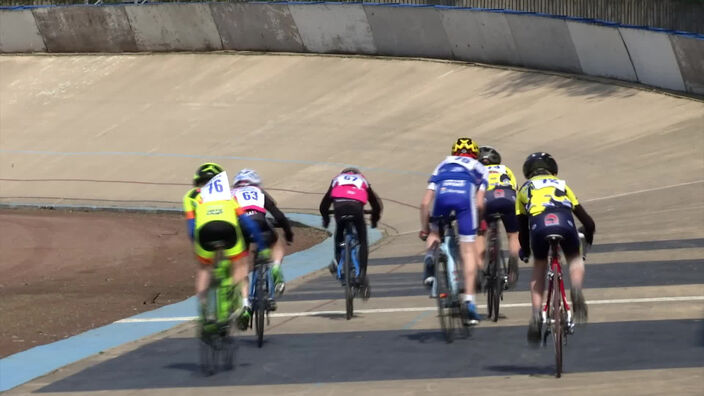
left=516, top=175, right=579, bottom=216
left=485, top=164, right=517, bottom=191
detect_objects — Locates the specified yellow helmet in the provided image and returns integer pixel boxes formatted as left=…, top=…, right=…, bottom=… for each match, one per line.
left=451, top=138, right=479, bottom=158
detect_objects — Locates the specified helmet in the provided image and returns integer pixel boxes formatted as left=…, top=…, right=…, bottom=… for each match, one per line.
left=522, top=152, right=558, bottom=179
left=451, top=138, right=479, bottom=158
left=478, top=146, right=501, bottom=165
left=340, top=167, right=361, bottom=174
left=193, top=162, right=224, bottom=186
left=233, top=168, right=261, bottom=186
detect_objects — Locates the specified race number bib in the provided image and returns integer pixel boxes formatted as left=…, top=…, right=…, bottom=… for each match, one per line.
left=233, top=186, right=265, bottom=209
left=531, top=178, right=566, bottom=192
left=200, top=172, right=231, bottom=203
left=333, top=174, right=365, bottom=189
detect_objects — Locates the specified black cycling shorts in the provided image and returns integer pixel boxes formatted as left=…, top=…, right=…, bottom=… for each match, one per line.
left=243, top=212, right=278, bottom=247
left=529, top=210, right=580, bottom=260
left=484, top=188, right=518, bottom=233
left=198, top=220, right=239, bottom=251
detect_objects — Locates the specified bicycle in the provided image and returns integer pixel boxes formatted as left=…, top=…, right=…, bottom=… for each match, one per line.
left=541, top=232, right=588, bottom=378
left=248, top=253, right=276, bottom=348
left=427, top=215, right=471, bottom=343
left=199, top=242, right=238, bottom=376
left=330, top=210, right=372, bottom=320
left=483, top=213, right=507, bottom=322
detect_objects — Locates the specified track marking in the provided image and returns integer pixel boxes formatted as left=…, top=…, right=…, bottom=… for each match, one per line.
left=582, top=180, right=704, bottom=203
left=115, top=296, right=704, bottom=323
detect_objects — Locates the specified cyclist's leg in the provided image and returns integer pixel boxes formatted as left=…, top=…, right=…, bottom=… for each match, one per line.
left=561, top=221, right=587, bottom=322
left=501, top=198, right=521, bottom=287
left=455, top=203, right=481, bottom=321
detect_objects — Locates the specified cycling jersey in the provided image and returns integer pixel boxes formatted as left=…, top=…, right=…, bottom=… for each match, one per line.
left=232, top=185, right=294, bottom=243
left=516, top=175, right=579, bottom=217
left=330, top=172, right=370, bottom=204
left=232, top=185, right=266, bottom=213
left=485, top=164, right=517, bottom=191
left=428, top=156, right=488, bottom=241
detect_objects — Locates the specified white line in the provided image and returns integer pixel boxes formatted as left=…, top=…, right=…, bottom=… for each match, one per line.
left=582, top=180, right=704, bottom=203
left=114, top=296, right=704, bottom=323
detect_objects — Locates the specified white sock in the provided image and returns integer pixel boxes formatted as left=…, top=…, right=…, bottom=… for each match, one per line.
left=464, top=294, right=474, bottom=303
left=274, top=260, right=281, bottom=266
left=243, top=299, right=251, bottom=308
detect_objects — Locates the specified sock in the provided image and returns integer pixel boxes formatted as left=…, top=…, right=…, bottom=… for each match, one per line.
left=274, top=260, right=281, bottom=267
left=243, top=299, right=251, bottom=308
left=464, top=294, right=474, bottom=303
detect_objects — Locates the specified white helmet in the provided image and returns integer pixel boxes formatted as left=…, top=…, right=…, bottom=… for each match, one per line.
left=233, top=168, right=261, bottom=186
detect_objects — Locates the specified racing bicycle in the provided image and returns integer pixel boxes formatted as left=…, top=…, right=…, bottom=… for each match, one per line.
left=199, top=242, right=238, bottom=376
left=541, top=232, right=588, bottom=377
left=330, top=210, right=372, bottom=320
left=248, top=253, right=276, bottom=348
left=428, top=215, right=471, bottom=343
left=483, top=213, right=507, bottom=322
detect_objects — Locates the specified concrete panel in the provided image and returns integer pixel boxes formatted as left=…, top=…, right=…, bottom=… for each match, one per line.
left=670, top=35, right=704, bottom=95
left=288, top=3, right=376, bottom=54
left=364, top=5, right=451, bottom=58
left=32, top=6, right=137, bottom=53
left=0, top=9, right=45, bottom=53
left=506, top=13, right=582, bottom=73
left=125, top=3, right=221, bottom=51
left=440, top=9, right=520, bottom=65
left=619, top=27, right=686, bottom=91
left=567, top=21, right=637, bottom=82
left=210, top=2, right=304, bottom=52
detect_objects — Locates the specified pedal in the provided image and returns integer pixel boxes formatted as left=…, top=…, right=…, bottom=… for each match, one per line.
left=275, top=282, right=286, bottom=296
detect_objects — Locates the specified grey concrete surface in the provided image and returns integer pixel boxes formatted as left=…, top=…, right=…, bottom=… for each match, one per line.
left=32, top=6, right=137, bottom=53
left=440, top=10, right=521, bottom=65
left=210, top=2, right=304, bottom=52
left=124, top=3, right=222, bottom=52
left=505, top=14, right=583, bottom=74
left=1, top=53, right=703, bottom=394
left=670, top=35, right=704, bottom=95
left=619, top=27, right=687, bottom=91
left=288, top=3, right=376, bottom=54
left=364, top=5, right=452, bottom=59
left=0, top=9, right=45, bottom=53
left=566, top=21, right=637, bottom=82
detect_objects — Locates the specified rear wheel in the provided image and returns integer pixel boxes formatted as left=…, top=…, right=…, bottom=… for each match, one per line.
left=255, top=269, right=266, bottom=348
left=435, top=252, right=454, bottom=343
left=552, top=271, right=564, bottom=378
left=344, top=236, right=354, bottom=320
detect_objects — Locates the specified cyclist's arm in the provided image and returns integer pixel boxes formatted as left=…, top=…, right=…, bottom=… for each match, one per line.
left=366, top=185, right=383, bottom=226
left=475, top=188, right=486, bottom=219
left=516, top=185, right=531, bottom=257
left=263, top=190, right=293, bottom=242
left=573, top=204, right=595, bottom=245
left=420, top=188, right=434, bottom=233
left=319, top=184, right=333, bottom=218
left=182, top=189, right=198, bottom=241
left=237, top=210, right=267, bottom=251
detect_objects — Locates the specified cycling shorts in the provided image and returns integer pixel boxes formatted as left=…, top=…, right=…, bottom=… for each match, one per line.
left=432, top=180, right=478, bottom=242
left=529, top=210, right=580, bottom=260
left=243, top=212, right=278, bottom=247
left=485, top=188, right=518, bottom=233
left=194, top=220, right=247, bottom=265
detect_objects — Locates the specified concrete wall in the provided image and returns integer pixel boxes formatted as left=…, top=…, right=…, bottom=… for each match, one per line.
left=0, top=3, right=702, bottom=95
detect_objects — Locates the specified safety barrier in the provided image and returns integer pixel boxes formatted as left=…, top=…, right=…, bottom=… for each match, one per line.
left=0, top=2, right=702, bottom=95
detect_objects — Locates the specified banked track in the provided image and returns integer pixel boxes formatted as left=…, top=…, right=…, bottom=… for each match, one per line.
left=1, top=53, right=703, bottom=394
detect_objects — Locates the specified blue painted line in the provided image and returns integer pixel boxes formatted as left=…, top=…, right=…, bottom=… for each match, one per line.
left=402, top=310, right=434, bottom=330
left=0, top=213, right=382, bottom=392
left=0, top=149, right=426, bottom=176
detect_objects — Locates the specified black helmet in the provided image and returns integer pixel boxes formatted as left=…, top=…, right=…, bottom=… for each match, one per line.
left=193, top=162, right=224, bottom=186
left=478, top=146, right=501, bottom=165
left=522, top=152, right=558, bottom=179
left=340, top=167, right=361, bottom=174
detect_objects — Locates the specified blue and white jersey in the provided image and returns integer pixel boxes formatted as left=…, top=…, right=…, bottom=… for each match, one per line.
left=427, top=156, right=488, bottom=192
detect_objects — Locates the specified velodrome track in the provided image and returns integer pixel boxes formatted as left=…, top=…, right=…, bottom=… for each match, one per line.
left=1, top=53, right=703, bottom=394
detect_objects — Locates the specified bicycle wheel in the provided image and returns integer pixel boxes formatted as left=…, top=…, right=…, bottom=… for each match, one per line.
left=222, top=328, right=237, bottom=370
left=492, top=233, right=503, bottom=322
left=344, top=234, right=354, bottom=320
left=552, top=266, right=564, bottom=378
left=255, top=267, right=266, bottom=348
left=199, top=335, right=217, bottom=376
left=435, top=250, right=455, bottom=343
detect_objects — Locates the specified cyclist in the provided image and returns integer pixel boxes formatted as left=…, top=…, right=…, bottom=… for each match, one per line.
left=183, top=163, right=270, bottom=331
left=475, top=146, right=520, bottom=289
left=231, top=168, right=294, bottom=310
left=419, top=138, right=488, bottom=324
left=516, top=152, right=595, bottom=345
left=319, top=167, right=383, bottom=298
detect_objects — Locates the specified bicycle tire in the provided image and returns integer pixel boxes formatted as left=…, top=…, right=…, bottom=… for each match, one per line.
left=344, top=233, right=354, bottom=320
left=255, top=266, right=266, bottom=348
left=552, top=259, right=564, bottom=378
left=435, top=250, right=455, bottom=343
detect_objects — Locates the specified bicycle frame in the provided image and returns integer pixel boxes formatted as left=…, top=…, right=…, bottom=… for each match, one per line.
left=431, top=219, right=462, bottom=299
left=542, top=239, right=571, bottom=325
left=337, top=220, right=361, bottom=281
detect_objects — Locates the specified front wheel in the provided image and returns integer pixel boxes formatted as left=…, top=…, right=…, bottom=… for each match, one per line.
left=435, top=253, right=454, bottom=343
